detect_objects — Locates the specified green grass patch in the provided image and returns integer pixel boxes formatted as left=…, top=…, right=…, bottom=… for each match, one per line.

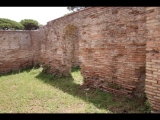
left=0, top=67, right=151, bottom=113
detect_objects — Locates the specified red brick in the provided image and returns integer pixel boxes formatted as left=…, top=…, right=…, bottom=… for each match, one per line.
left=1, top=7, right=160, bottom=111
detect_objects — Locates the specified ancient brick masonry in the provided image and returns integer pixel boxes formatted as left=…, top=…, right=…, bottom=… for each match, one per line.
left=78, top=7, right=146, bottom=97
left=1, top=7, right=160, bottom=112
left=29, top=31, right=42, bottom=66
left=145, top=7, right=160, bottom=112
left=0, top=30, right=41, bottom=73
left=38, top=7, right=147, bottom=98
left=0, top=31, right=33, bottom=73
left=39, top=11, right=82, bottom=76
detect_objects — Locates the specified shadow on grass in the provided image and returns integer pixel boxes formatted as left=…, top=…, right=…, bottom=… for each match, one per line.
left=0, top=66, right=41, bottom=77
left=0, top=67, right=150, bottom=113
left=35, top=68, right=150, bottom=113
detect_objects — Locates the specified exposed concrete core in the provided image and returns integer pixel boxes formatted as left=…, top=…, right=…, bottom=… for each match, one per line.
left=0, top=7, right=160, bottom=112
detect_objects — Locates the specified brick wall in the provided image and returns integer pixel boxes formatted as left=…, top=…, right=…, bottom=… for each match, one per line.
left=39, top=11, right=82, bottom=76
left=145, top=7, right=160, bottom=112
left=38, top=7, right=112, bottom=76
left=29, top=31, right=41, bottom=66
left=1, top=7, right=160, bottom=112
left=38, top=7, right=146, bottom=97
left=78, top=7, right=146, bottom=97
left=0, top=31, right=33, bottom=73
left=0, top=30, right=41, bottom=73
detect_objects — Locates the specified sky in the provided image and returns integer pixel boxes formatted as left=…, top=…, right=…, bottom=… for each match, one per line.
left=0, top=7, right=71, bottom=25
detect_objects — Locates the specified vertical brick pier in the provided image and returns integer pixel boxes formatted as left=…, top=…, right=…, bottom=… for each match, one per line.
left=146, top=7, right=160, bottom=112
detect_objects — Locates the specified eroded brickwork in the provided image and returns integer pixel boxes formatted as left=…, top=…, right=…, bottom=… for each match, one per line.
left=0, top=31, right=33, bottom=73
left=38, top=7, right=146, bottom=97
left=39, top=11, right=82, bottom=76
left=39, top=22, right=73, bottom=76
left=0, top=7, right=160, bottom=112
left=79, top=7, right=146, bottom=97
left=30, top=31, right=41, bottom=66
left=145, top=7, right=160, bottom=112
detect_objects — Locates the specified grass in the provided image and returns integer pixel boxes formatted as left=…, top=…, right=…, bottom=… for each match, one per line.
left=0, top=67, right=151, bottom=113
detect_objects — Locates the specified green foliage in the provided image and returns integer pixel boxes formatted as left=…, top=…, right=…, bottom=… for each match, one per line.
left=20, top=19, right=39, bottom=30
left=144, top=100, right=151, bottom=112
left=67, top=7, right=86, bottom=12
left=137, top=93, right=151, bottom=113
left=0, top=18, right=24, bottom=30
left=108, top=82, right=121, bottom=90
left=71, top=66, right=80, bottom=72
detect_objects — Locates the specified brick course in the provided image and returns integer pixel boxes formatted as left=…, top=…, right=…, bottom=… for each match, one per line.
left=146, top=7, right=160, bottom=112
left=0, top=31, right=33, bottom=73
